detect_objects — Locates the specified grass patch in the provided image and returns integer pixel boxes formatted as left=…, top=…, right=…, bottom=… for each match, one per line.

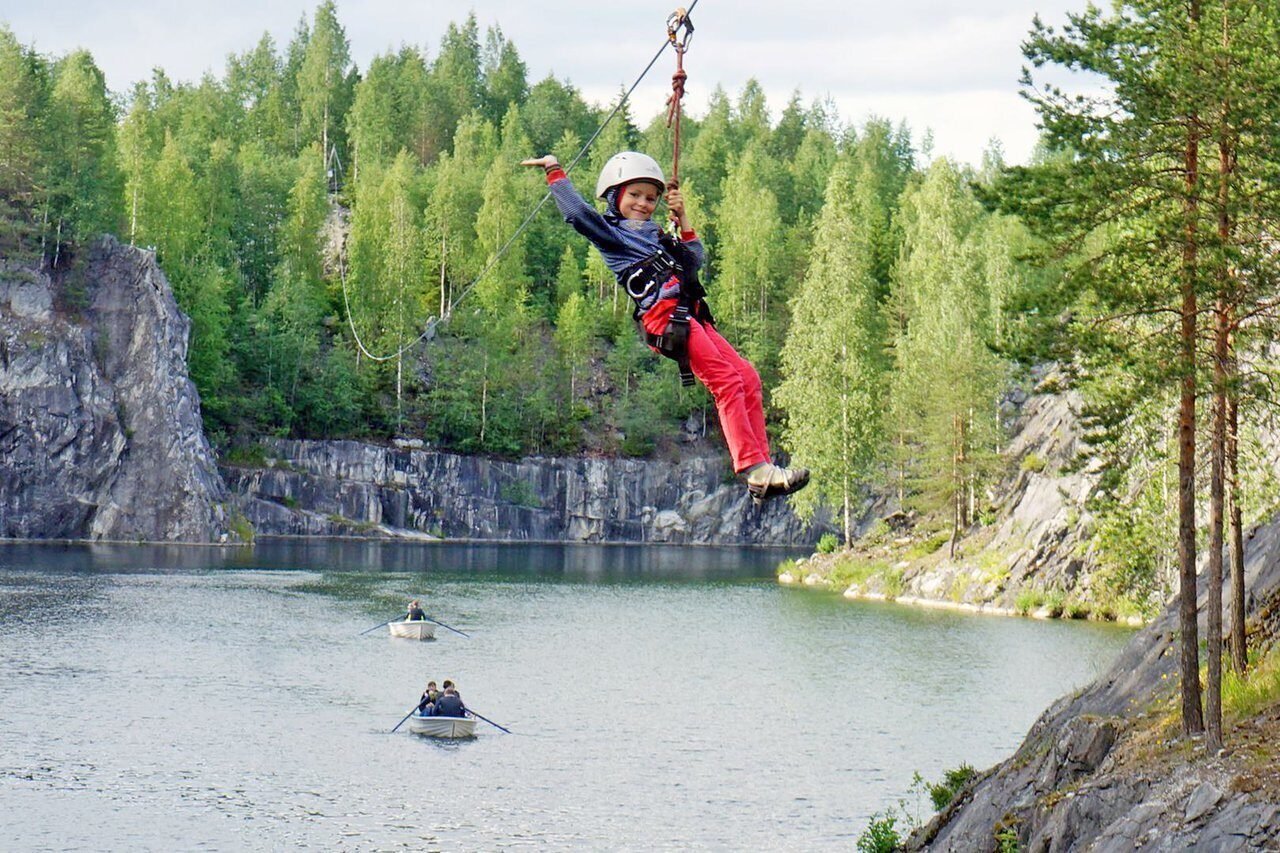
left=883, top=568, right=906, bottom=600
left=906, top=530, right=951, bottom=559
left=829, top=556, right=892, bottom=589
left=1015, top=587, right=1046, bottom=615
left=1223, top=646, right=1280, bottom=720
left=1020, top=451, right=1046, bottom=473
left=1064, top=599, right=1091, bottom=619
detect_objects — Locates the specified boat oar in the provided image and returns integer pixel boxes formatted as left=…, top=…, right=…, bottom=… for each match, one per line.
left=466, top=708, right=511, bottom=733
left=423, top=615, right=469, bottom=638
left=359, top=618, right=396, bottom=636
left=391, top=702, right=421, bottom=733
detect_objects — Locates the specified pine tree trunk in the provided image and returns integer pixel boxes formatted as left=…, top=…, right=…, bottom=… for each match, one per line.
left=1206, top=304, right=1227, bottom=751
left=1227, top=384, right=1246, bottom=673
left=1177, top=70, right=1205, bottom=736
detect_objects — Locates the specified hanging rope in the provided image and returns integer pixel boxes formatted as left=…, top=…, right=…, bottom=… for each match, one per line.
left=665, top=8, right=694, bottom=193
left=340, top=0, right=701, bottom=363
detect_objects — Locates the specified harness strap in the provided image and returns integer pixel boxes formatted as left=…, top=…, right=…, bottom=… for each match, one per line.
left=645, top=301, right=696, bottom=387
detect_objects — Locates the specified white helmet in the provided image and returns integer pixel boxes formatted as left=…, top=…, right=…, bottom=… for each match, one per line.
left=595, top=151, right=666, bottom=199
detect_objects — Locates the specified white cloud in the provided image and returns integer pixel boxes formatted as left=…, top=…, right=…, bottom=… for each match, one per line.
left=1, top=0, right=1090, bottom=166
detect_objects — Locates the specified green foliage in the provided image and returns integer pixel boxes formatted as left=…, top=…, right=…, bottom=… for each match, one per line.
left=925, top=763, right=977, bottom=811
left=816, top=533, right=840, bottom=554
left=1014, top=588, right=1045, bottom=616
left=995, top=825, right=1021, bottom=853
left=775, top=150, right=889, bottom=540
left=1221, top=646, right=1280, bottom=719
left=499, top=477, right=540, bottom=508
left=855, top=812, right=900, bottom=853
left=1019, top=452, right=1046, bottom=473
left=905, top=531, right=950, bottom=559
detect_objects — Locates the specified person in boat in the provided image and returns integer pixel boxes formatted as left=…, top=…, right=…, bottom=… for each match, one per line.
left=432, top=685, right=468, bottom=718
left=522, top=152, right=809, bottom=505
left=417, top=680, right=440, bottom=715
left=404, top=600, right=427, bottom=621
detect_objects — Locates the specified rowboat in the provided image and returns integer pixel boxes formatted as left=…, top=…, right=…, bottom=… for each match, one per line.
left=408, top=715, right=476, bottom=738
left=388, top=620, right=436, bottom=640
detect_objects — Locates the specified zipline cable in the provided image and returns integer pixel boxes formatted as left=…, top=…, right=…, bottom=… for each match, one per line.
left=340, top=1, right=699, bottom=363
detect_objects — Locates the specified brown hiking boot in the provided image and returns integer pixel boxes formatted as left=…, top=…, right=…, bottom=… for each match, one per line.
left=745, top=463, right=810, bottom=505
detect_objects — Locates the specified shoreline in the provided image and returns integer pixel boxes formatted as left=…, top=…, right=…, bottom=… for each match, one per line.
left=777, top=571, right=1146, bottom=625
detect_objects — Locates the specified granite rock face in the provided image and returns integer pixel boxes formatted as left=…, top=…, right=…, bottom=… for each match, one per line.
left=223, top=438, right=828, bottom=545
left=0, top=237, right=231, bottom=541
left=906, top=516, right=1280, bottom=851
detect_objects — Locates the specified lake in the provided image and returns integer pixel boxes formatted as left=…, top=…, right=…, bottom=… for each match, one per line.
left=0, top=541, right=1133, bottom=849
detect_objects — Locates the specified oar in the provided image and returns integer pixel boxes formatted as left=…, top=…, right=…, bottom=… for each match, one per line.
left=423, top=615, right=469, bottom=638
left=391, top=702, right=421, bottom=733
left=466, top=708, right=511, bottom=733
left=359, top=618, right=396, bottom=636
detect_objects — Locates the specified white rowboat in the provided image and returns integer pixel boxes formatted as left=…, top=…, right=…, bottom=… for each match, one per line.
left=408, top=715, right=476, bottom=738
left=388, top=620, right=436, bottom=640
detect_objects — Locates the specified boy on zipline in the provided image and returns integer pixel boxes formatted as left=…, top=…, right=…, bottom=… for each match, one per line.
left=522, top=151, right=808, bottom=504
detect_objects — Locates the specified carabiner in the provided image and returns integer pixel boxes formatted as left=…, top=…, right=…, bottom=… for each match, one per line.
left=666, top=8, right=694, bottom=51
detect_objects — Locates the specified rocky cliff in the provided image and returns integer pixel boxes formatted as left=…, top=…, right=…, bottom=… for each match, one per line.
left=782, top=375, right=1111, bottom=614
left=223, top=438, right=827, bottom=545
left=0, top=237, right=232, bottom=541
left=906, top=517, right=1280, bottom=851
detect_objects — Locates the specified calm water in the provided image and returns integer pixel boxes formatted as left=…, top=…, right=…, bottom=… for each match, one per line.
left=0, top=541, right=1133, bottom=850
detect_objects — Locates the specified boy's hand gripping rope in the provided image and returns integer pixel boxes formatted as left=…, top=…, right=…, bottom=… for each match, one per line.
left=340, top=1, right=700, bottom=363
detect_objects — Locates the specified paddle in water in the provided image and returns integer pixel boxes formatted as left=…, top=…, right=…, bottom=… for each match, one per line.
left=391, top=703, right=421, bottom=733
left=466, top=708, right=511, bottom=733
left=422, top=614, right=469, bottom=638
left=358, top=619, right=394, bottom=636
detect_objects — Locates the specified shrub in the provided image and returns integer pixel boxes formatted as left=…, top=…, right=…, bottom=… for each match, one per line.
left=817, top=533, right=840, bottom=554
left=926, top=763, right=977, bottom=811
left=856, top=812, right=900, bottom=853
left=1020, top=451, right=1047, bottom=473
left=1015, top=587, right=1045, bottom=615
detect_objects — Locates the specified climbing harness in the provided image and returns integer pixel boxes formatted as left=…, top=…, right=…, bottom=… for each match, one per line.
left=340, top=1, right=700, bottom=364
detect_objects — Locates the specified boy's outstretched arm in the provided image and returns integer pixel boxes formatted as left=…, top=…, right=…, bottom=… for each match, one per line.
left=522, top=153, right=626, bottom=253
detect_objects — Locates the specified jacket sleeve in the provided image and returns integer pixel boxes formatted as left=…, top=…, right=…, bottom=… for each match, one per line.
left=681, top=231, right=705, bottom=272
left=546, top=170, right=627, bottom=253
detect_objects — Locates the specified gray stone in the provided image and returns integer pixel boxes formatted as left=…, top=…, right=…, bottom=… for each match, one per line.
left=224, top=439, right=828, bottom=545
left=1184, top=781, right=1222, bottom=823
left=0, top=238, right=231, bottom=542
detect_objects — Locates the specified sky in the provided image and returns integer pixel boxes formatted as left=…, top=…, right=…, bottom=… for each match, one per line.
left=2, top=0, right=1089, bottom=167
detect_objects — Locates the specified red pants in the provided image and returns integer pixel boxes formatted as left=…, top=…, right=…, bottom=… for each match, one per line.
left=643, top=299, right=771, bottom=472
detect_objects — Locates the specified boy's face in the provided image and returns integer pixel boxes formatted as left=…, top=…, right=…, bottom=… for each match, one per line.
left=618, top=182, right=660, bottom=221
